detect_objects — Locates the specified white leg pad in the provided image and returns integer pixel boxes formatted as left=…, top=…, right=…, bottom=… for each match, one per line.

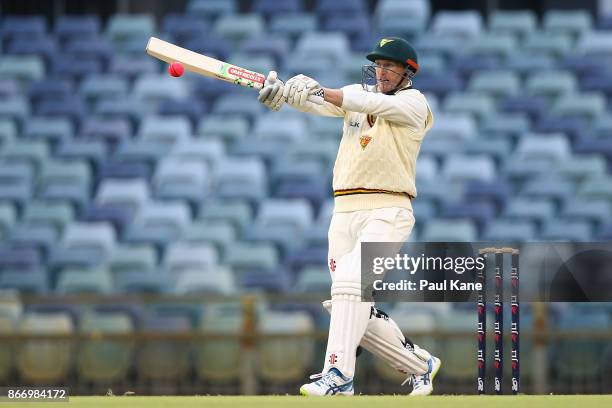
left=322, top=282, right=372, bottom=378
left=323, top=300, right=430, bottom=375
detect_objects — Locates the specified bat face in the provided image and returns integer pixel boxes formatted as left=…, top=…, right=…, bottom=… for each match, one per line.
left=146, top=37, right=266, bottom=89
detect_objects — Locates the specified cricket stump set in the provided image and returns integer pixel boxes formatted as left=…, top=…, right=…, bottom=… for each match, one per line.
left=477, top=247, right=520, bottom=395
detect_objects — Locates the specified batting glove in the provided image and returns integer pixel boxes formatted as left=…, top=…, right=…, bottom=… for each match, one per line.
left=258, top=71, right=285, bottom=111
left=283, top=74, right=323, bottom=107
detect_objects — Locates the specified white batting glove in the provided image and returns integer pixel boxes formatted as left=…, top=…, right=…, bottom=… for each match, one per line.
left=283, top=74, right=323, bottom=107
left=257, top=71, right=285, bottom=111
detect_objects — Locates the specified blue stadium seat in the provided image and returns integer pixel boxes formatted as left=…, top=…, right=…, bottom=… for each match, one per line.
left=239, top=268, right=291, bottom=293
left=412, top=73, right=464, bottom=98
left=253, top=114, right=307, bottom=142
left=556, top=155, right=607, bottom=181
left=467, top=70, right=520, bottom=98
left=138, top=115, right=192, bottom=146
left=425, top=113, right=475, bottom=140
left=441, top=201, right=496, bottom=232
left=224, top=243, right=279, bottom=274
left=0, top=246, right=42, bottom=273
left=484, top=219, right=536, bottom=241
left=466, top=34, right=518, bottom=59
left=80, top=117, right=131, bottom=147
left=443, top=93, right=495, bottom=122
left=1, top=16, right=47, bottom=39
left=64, top=37, right=113, bottom=63
left=213, top=94, right=265, bottom=122
left=489, top=10, right=536, bottom=37
left=499, top=95, right=548, bottom=121
left=543, top=10, right=592, bottom=37
left=80, top=75, right=128, bottom=102
left=212, top=14, right=264, bottom=44
left=214, top=157, right=268, bottom=203
left=56, top=139, right=107, bottom=173
left=577, top=32, right=612, bottom=56
left=578, top=176, right=612, bottom=200
left=187, top=0, right=237, bottom=19
left=0, top=79, right=19, bottom=99
left=162, top=242, right=218, bottom=275
left=153, top=158, right=209, bottom=204
left=54, top=15, right=101, bottom=40
left=323, top=14, right=370, bottom=38
left=1, top=140, right=48, bottom=170
left=0, top=56, right=45, bottom=84
left=95, top=179, right=150, bottom=213
left=239, top=35, right=291, bottom=65
left=183, top=34, right=234, bottom=61
left=158, top=99, right=207, bottom=126
left=0, top=203, right=16, bottom=240
left=0, top=269, right=48, bottom=294
left=7, top=37, right=57, bottom=62
left=109, top=55, right=157, bottom=79
left=523, top=31, right=573, bottom=58
left=507, top=52, right=555, bottom=75
left=431, top=11, right=484, bottom=38
left=318, top=0, right=366, bottom=15
left=463, top=180, right=512, bottom=212
left=161, top=14, right=208, bottom=42
left=534, top=115, right=588, bottom=142
left=526, top=71, right=577, bottom=98
left=51, top=55, right=102, bottom=80
left=295, top=266, right=329, bottom=293
left=80, top=204, right=133, bottom=237
left=199, top=199, right=253, bottom=233
left=503, top=198, right=555, bottom=227
left=23, top=117, right=73, bottom=146
left=480, top=113, right=529, bottom=139
left=56, top=266, right=113, bottom=294
left=553, top=93, right=607, bottom=121
left=109, top=244, right=157, bottom=276
left=521, top=176, right=575, bottom=204
left=253, top=0, right=303, bottom=17
left=22, top=201, right=74, bottom=233
left=182, top=220, right=237, bottom=257
left=36, top=96, right=87, bottom=127
left=515, top=134, right=571, bottom=162
left=115, top=271, right=172, bottom=294
left=0, top=161, right=33, bottom=208
left=124, top=201, right=191, bottom=246
left=133, top=74, right=189, bottom=103
left=422, top=219, right=478, bottom=241
left=295, top=32, right=350, bottom=62
left=106, top=14, right=155, bottom=45
left=540, top=220, right=592, bottom=241
left=442, top=155, right=496, bottom=182
left=170, top=138, right=226, bottom=169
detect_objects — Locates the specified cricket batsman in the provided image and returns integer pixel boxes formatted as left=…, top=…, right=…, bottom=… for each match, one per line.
left=258, top=37, right=441, bottom=396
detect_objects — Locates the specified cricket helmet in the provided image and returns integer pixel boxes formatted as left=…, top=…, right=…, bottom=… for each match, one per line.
left=366, top=37, right=419, bottom=74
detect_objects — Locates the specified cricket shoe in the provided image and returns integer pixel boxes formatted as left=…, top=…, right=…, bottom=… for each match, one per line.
left=299, top=367, right=354, bottom=396
left=407, top=355, right=442, bottom=396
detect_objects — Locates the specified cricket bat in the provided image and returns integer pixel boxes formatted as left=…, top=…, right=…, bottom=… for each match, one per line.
left=145, top=37, right=324, bottom=103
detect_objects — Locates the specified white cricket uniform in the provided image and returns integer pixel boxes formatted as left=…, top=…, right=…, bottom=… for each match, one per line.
left=294, top=84, right=434, bottom=378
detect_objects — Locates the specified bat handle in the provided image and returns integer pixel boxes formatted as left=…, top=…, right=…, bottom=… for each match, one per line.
left=307, top=88, right=325, bottom=105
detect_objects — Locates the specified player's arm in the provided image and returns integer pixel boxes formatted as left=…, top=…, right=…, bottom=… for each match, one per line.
left=325, top=85, right=430, bottom=129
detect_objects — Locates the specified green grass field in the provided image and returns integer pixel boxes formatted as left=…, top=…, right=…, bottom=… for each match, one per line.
left=10, top=395, right=612, bottom=408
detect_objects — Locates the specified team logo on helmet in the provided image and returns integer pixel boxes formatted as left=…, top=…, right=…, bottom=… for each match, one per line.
left=379, top=38, right=394, bottom=47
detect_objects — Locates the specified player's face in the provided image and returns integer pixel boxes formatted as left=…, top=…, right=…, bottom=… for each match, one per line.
left=374, top=59, right=407, bottom=93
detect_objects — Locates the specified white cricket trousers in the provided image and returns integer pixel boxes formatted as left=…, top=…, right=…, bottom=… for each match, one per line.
left=322, top=205, right=415, bottom=377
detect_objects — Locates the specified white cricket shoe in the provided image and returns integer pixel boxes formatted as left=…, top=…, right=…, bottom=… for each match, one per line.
left=299, top=367, right=354, bottom=396
left=408, top=356, right=442, bottom=396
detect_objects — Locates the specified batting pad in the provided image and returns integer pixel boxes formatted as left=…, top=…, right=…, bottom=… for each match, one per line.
left=323, top=281, right=372, bottom=378
left=323, top=300, right=430, bottom=377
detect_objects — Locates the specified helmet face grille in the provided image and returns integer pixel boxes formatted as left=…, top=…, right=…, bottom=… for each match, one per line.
left=361, top=64, right=414, bottom=93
